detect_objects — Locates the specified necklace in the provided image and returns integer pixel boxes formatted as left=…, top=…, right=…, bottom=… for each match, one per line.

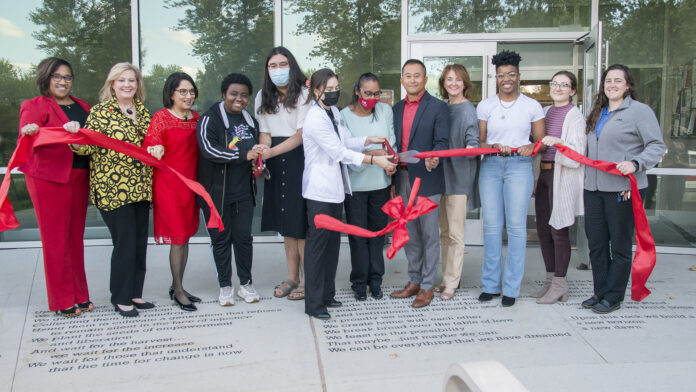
left=168, top=108, right=191, bottom=122
left=498, top=95, right=519, bottom=119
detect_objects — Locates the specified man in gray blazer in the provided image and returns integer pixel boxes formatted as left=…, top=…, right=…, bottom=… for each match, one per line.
left=389, top=59, right=450, bottom=308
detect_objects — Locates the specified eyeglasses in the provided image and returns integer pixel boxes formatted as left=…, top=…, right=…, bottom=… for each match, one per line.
left=549, top=82, right=572, bottom=90
left=495, top=72, right=518, bottom=80
left=174, top=89, right=197, bottom=97
left=360, top=89, right=382, bottom=98
left=51, top=74, right=74, bottom=83
left=268, top=61, right=289, bottom=70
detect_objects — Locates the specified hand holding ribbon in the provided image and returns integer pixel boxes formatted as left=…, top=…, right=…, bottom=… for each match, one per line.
left=0, top=127, right=224, bottom=232
left=314, top=178, right=438, bottom=259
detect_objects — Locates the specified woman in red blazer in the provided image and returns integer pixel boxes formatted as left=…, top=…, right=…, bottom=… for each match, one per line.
left=19, top=57, right=92, bottom=317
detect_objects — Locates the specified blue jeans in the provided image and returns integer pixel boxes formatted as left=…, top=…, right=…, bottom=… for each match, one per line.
left=478, top=156, right=534, bottom=297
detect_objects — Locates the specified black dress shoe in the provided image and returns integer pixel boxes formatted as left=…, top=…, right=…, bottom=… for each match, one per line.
left=501, top=296, right=516, bottom=307
left=174, top=296, right=197, bottom=312
left=326, top=299, right=343, bottom=308
left=478, top=292, right=501, bottom=302
left=354, top=291, right=367, bottom=301
left=592, top=299, right=620, bottom=314
left=582, top=295, right=600, bottom=309
left=310, top=312, right=331, bottom=320
left=370, top=287, right=383, bottom=299
left=114, top=304, right=139, bottom=317
left=132, top=301, right=155, bottom=310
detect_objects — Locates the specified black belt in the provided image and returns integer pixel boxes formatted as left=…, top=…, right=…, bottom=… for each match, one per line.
left=491, top=152, right=521, bottom=157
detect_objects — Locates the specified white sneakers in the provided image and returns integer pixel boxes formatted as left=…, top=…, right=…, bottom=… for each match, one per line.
left=219, top=286, right=235, bottom=306
left=237, top=283, right=260, bottom=303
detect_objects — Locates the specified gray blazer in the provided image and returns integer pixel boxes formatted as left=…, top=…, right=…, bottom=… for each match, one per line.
left=584, top=96, right=665, bottom=192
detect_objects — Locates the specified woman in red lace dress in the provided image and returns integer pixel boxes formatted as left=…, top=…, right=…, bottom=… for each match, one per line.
left=144, top=72, right=200, bottom=311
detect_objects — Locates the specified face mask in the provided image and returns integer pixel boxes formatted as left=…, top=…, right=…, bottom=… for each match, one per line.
left=269, top=68, right=290, bottom=86
left=359, top=97, right=378, bottom=111
left=321, top=90, right=340, bottom=106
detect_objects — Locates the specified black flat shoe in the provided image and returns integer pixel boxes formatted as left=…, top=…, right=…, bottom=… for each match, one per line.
left=170, top=287, right=202, bottom=303
left=370, top=287, right=383, bottom=299
left=114, top=304, right=138, bottom=317
left=592, top=299, right=620, bottom=314
left=55, top=306, right=81, bottom=318
left=174, top=296, right=197, bottom=312
left=310, top=312, right=331, bottom=320
left=76, top=301, right=94, bottom=312
left=326, top=299, right=343, bottom=308
left=132, top=301, right=155, bottom=310
left=478, top=292, right=501, bottom=302
left=501, top=296, right=516, bottom=307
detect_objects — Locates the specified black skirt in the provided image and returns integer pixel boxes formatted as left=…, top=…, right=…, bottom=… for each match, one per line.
left=261, top=137, right=308, bottom=239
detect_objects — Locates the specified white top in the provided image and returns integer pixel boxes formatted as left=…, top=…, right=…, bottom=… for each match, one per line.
left=476, top=93, right=544, bottom=148
left=254, top=88, right=311, bottom=137
left=302, top=102, right=366, bottom=203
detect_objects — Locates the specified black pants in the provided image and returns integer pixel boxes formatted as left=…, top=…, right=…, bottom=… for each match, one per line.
left=204, top=199, right=254, bottom=288
left=584, top=189, right=644, bottom=304
left=304, top=199, right=342, bottom=316
left=535, top=169, right=571, bottom=277
left=344, top=188, right=388, bottom=293
left=100, top=201, right=149, bottom=306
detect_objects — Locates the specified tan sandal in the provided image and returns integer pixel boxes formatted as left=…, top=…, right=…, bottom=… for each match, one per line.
left=440, top=289, right=455, bottom=300
left=274, top=280, right=298, bottom=298
left=434, top=285, right=445, bottom=293
left=287, top=285, right=305, bottom=301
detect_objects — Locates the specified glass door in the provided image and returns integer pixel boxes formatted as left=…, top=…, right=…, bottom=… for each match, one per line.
left=408, top=41, right=497, bottom=245
left=578, top=21, right=603, bottom=116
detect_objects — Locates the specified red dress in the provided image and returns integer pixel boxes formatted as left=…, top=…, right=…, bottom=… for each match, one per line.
left=144, top=109, right=200, bottom=244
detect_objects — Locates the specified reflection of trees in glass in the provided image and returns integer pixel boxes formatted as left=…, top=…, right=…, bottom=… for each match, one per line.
left=166, top=0, right=274, bottom=111
left=0, top=60, right=35, bottom=164
left=409, top=0, right=589, bottom=34
left=28, top=0, right=133, bottom=104
left=143, top=64, right=185, bottom=112
left=286, top=0, right=401, bottom=104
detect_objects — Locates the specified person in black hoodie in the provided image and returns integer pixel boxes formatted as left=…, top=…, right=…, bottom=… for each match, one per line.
left=196, top=73, right=267, bottom=306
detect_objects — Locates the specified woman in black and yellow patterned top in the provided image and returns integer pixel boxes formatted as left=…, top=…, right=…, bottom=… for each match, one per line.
left=75, top=62, right=155, bottom=317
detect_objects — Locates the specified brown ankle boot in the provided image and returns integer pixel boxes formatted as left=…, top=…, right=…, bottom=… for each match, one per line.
left=531, top=272, right=554, bottom=298
left=537, top=276, right=568, bottom=304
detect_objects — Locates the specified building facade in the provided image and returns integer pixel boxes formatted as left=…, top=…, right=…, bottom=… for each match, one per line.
left=1, top=0, right=694, bottom=253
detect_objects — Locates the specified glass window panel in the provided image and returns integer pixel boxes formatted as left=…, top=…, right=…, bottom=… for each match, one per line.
left=0, top=0, right=132, bottom=242
left=282, top=0, right=402, bottom=106
left=644, top=175, right=696, bottom=248
left=140, top=1, right=274, bottom=237
left=409, top=0, right=591, bottom=35
left=423, top=56, right=484, bottom=104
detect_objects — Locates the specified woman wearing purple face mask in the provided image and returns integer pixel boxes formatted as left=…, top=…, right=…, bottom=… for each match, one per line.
left=340, top=73, right=397, bottom=301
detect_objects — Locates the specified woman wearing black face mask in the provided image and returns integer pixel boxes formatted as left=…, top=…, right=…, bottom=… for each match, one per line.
left=301, top=69, right=396, bottom=320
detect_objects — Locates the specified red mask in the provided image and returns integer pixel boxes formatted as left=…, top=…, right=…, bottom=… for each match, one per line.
left=359, top=97, right=379, bottom=111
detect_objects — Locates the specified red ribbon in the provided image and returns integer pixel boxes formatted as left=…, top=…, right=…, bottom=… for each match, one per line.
left=417, top=140, right=655, bottom=301
left=253, top=156, right=264, bottom=178
left=314, top=177, right=438, bottom=259
left=0, top=127, right=224, bottom=232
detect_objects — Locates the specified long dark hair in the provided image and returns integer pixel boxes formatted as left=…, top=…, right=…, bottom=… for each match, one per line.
left=257, top=46, right=307, bottom=115
left=307, top=68, right=338, bottom=104
left=351, top=72, right=380, bottom=121
left=586, top=64, right=637, bottom=134
left=162, top=72, right=198, bottom=108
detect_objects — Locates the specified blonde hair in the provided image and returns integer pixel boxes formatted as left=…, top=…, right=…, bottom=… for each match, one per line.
left=98, top=62, right=146, bottom=102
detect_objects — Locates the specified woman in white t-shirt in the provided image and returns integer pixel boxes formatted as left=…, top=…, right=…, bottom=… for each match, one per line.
left=476, top=50, right=546, bottom=307
left=256, top=47, right=312, bottom=301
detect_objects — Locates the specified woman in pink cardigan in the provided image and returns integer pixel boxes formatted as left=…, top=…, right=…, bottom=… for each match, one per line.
left=531, top=70, right=587, bottom=304
left=18, top=57, right=92, bottom=317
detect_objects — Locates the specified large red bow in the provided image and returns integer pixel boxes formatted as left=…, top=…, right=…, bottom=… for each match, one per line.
left=0, top=127, right=224, bottom=232
left=417, top=140, right=656, bottom=302
left=314, top=177, right=438, bottom=259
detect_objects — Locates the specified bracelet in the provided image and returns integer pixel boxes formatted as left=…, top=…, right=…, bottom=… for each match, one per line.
left=370, top=155, right=374, bottom=165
